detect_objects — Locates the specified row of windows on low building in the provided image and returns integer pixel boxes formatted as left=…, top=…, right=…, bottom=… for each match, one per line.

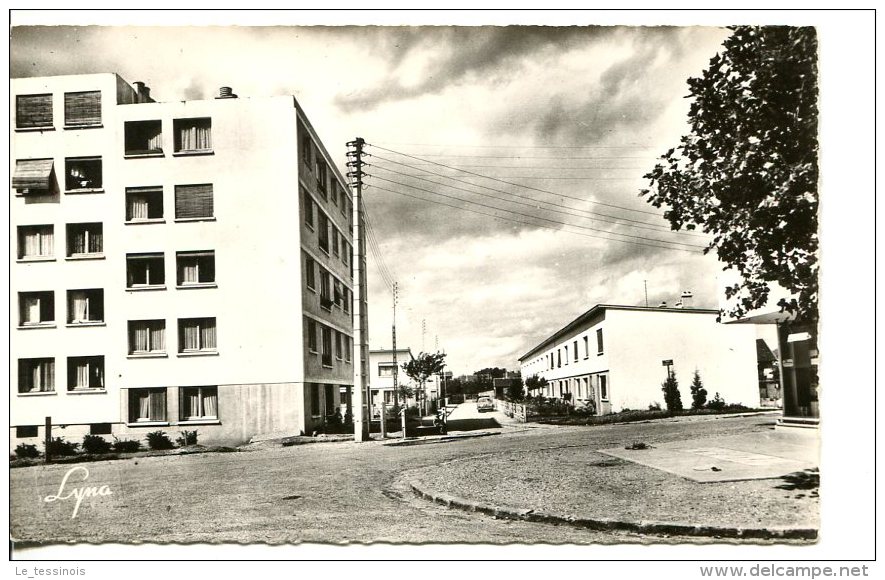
left=18, top=318, right=217, bottom=390
left=543, top=373, right=610, bottom=402
left=305, top=317, right=352, bottom=369
left=304, top=253, right=351, bottom=314
left=528, top=328, right=606, bottom=373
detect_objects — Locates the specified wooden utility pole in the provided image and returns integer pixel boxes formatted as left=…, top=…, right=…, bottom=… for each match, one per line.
left=347, top=138, right=369, bottom=442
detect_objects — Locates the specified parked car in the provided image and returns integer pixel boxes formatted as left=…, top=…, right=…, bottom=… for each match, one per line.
left=476, top=396, right=495, bottom=412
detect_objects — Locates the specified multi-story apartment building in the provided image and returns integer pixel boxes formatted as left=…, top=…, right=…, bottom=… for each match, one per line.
left=11, top=73, right=357, bottom=449
left=519, top=303, right=761, bottom=414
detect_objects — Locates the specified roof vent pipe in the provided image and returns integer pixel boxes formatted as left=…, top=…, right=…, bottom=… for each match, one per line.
left=216, top=86, right=238, bottom=99
left=680, top=291, right=693, bottom=308
left=659, top=301, right=668, bottom=308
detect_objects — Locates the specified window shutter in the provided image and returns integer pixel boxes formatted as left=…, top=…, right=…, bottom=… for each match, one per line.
left=12, top=159, right=55, bottom=192
left=64, top=91, right=102, bottom=126
left=175, top=184, right=214, bottom=219
left=16, top=94, right=53, bottom=128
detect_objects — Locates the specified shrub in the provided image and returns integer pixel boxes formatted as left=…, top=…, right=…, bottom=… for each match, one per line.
left=690, top=369, right=708, bottom=410
left=648, top=401, right=662, bottom=411
left=15, top=443, right=40, bottom=459
left=706, top=392, right=726, bottom=411
left=112, top=437, right=142, bottom=453
left=661, top=374, right=684, bottom=413
left=146, top=430, right=175, bottom=450
left=45, top=437, right=79, bottom=457
left=175, top=430, right=199, bottom=447
left=82, top=434, right=112, bottom=455
left=574, top=399, right=598, bottom=416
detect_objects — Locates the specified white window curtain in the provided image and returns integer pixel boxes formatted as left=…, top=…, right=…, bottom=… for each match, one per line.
left=75, top=362, right=89, bottom=388
left=129, top=195, right=149, bottom=220
left=186, top=391, right=200, bottom=418
left=146, top=131, right=162, bottom=151
left=200, top=322, right=216, bottom=350
left=179, top=123, right=211, bottom=151
left=182, top=261, right=199, bottom=284
left=23, top=296, right=41, bottom=324
left=151, top=324, right=165, bottom=352
left=30, top=361, right=54, bottom=392
left=71, top=292, right=89, bottom=322
left=24, top=229, right=53, bottom=257
left=203, top=389, right=218, bottom=418
left=183, top=322, right=200, bottom=350
left=138, top=391, right=150, bottom=420
left=132, top=324, right=150, bottom=352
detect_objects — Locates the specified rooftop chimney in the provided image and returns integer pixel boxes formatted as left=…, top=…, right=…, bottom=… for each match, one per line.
left=132, top=81, right=153, bottom=103
left=216, top=86, right=238, bottom=99
left=681, top=291, right=693, bottom=309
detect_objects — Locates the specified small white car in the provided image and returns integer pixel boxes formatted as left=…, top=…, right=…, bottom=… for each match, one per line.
left=476, top=397, right=495, bottom=412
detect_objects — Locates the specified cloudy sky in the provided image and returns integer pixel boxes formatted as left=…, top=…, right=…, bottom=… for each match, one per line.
left=11, top=17, right=735, bottom=375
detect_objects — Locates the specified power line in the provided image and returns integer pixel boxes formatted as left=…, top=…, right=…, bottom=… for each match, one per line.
left=366, top=144, right=664, bottom=217
left=370, top=162, right=708, bottom=239
left=372, top=142, right=657, bottom=150
left=397, top=163, right=648, bottom=169
left=380, top=153, right=655, bottom=160
left=370, top=157, right=709, bottom=238
left=367, top=183, right=700, bottom=254
left=367, top=175, right=706, bottom=250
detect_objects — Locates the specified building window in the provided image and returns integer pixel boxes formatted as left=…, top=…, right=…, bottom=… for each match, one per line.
left=345, top=335, right=352, bottom=363
left=90, top=423, right=112, bottom=435
left=16, top=94, right=53, bottom=129
left=335, top=331, right=343, bottom=360
left=124, top=120, right=163, bottom=155
left=301, top=134, right=313, bottom=168
left=325, top=384, right=336, bottom=415
left=174, top=118, right=212, bottom=153
left=343, top=287, right=350, bottom=314
left=64, top=91, right=101, bottom=127
left=584, top=336, right=589, bottom=358
left=307, top=318, right=318, bottom=353
left=330, top=180, right=338, bottom=207
left=68, top=356, right=104, bottom=391
left=319, top=270, right=333, bottom=311
left=564, top=345, right=569, bottom=365
left=596, top=328, right=604, bottom=355
left=321, top=326, right=332, bottom=367
left=332, top=228, right=340, bottom=257
left=339, top=187, right=348, bottom=217
left=66, top=223, right=103, bottom=257
left=17, top=425, right=39, bottom=438
left=18, top=225, right=55, bottom=260
left=599, top=374, right=609, bottom=401
left=574, top=340, right=579, bottom=363
left=127, top=253, right=165, bottom=288
left=303, top=189, right=315, bottom=229
left=305, top=255, right=316, bottom=291
left=128, top=388, right=167, bottom=422
left=177, top=251, right=216, bottom=287
left=67, top=289, right=104, bottom=324
left=13, top=159, right=55, bottom=195
left=178, top=317, right=217, bottom=353
left=65, top=157, right=103, bottom=191
left=310, top=384, right=321, bottom=417
left=557, top=349, right=561, bottom=368
left=379, top=364, right=394, bottom=377
left=317, top=211, right=329, bottom=253
left=316, top=158, right=328, bottom=197
left=18, top=358, right=55, bottom=393
left=126, top=186, right=164, bottom=222
left=180, top=386, right=218, bottom=421
left=175, top=184, right=214, bottom=220
left=128, top=320, right=166, bottom=355
left=19, top=291, right=54, bottom=327
left=333, top=278, right=343, bottom=309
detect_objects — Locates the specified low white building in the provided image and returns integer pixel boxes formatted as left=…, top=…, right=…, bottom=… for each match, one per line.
left=367, top=348, right=414, bottom=417
left=519, top=304, right=761, bottom=414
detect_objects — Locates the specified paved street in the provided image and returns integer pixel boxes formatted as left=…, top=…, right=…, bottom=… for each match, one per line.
left=11, top=407, right=814, bottom=546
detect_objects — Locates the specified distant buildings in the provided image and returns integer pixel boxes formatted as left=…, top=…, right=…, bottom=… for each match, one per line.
left=11, top=73, right=357, bottom=449
left=519, top=303, right=761, bottom=414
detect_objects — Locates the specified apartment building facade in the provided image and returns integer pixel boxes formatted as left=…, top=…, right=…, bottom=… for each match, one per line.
left=519, top=304, right=760, bottom=414
left=11, top=73, right=356, bottom=449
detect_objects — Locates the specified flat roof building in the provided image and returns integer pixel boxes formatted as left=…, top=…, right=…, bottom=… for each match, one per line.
left=11, top=73, right=359, bottom=448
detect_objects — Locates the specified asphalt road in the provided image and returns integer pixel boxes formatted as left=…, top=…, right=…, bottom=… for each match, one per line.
left=11, top=406, right=784, bottom=546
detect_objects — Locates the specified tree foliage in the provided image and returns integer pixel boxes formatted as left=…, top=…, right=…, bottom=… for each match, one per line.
left=661, top=374, right=684, bottom=414
left=690, top=369, right=708, bottom=410
left=525, top=375, right=548, bottom=392
left=641, top=26, right=819, bottom=322
left=402, top=351, right=447, bottom=408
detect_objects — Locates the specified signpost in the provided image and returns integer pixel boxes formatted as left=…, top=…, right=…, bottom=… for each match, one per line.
left=662, top=359, right=674, bottom=380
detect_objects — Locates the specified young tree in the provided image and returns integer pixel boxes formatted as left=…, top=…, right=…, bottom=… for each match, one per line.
left=402, top=351, right=447, bottom=416
left=690, top=369, right=708, bottom=410
left=661, top=373, right=684, bottom=414
left=524, top=375, right=548, bottom=398
left=506, top=378, right=525, bottom=402
left=641, top=26, right=819, bottom=323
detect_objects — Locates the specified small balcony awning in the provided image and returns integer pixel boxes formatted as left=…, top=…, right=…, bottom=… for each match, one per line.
left=12, top=159, right=55, bottom=192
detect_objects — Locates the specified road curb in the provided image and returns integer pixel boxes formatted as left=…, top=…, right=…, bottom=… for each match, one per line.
left=382, top=431, right=501, bottom=447
left=408, top=480, right=818, bottom=540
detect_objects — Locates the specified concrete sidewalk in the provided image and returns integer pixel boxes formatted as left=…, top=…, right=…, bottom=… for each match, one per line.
left=407, top=425, right=819, bottom=539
